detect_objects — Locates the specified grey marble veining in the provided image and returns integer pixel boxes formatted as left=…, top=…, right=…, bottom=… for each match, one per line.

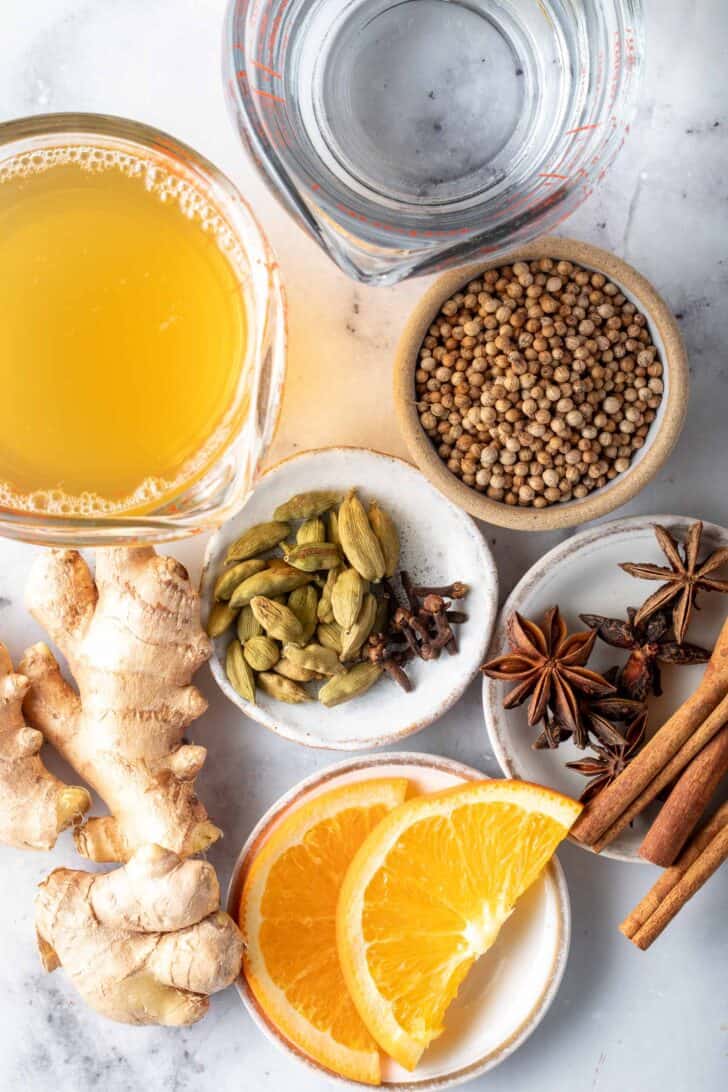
left=0, top=2, right=727, bottom=1091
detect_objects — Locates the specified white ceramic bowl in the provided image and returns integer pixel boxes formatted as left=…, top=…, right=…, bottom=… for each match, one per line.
left=202, top=447, right=498, bottom=749
left=226, top=752, right=571, bottom=1090
left=482, top=514, right=728, bottom=861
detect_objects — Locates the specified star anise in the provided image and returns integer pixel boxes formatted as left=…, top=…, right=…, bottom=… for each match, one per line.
left=566, top=709, right=647, bottom=804
left=619, top=521, right=728, bottom=644
left=534, top=688, right=645, bottom=749
left=532, top=709, right=570, bottom=750
left=579, top=694, right=646, bottom=748
left=580, top=608, right=710, bottom=701
left=482, top=606, right=615, bottom=740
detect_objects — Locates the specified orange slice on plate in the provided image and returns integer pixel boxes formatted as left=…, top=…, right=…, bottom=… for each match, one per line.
left=337, top=779, right=581, bottom=1071
left=240, top=777, right=409, bottom=1085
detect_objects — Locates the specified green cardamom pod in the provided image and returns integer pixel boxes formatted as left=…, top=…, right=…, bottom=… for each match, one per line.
left=327, top=508, right=340, bottom=545
left=243, top=635, right=280, bottom=672
left=213, top=558, right=267, bottom=601
left=368, top=500, right=400, bottom=578
left=230, top=563, right=313, bottom=608
left=319, top=662, right=383, bottom=707
left=282, top=643, right=345, bottom=677
left=206, top=601, right=238, bottom=638
left=284, top=542, right=342, bottom=572
left=316, top=621, right=343, bottom=654
left=288, top=584, right=318, bottom=644
left=225, top=521, right=290, bottom=563
left=274, top=657, right=320, bottom=683
left=273, top=490, right=341, bottom=522
left=225, top=639, right=256, bottom=703
left=258, top=671, right=312, bottom=704
left=296, top=517, right=327, bottom=545
left=250, top=596, right=304, bottom=645
left=332, top=567, right=365, bottom=630
left=340, top=593, right=377, bottom=661
left=236, top=604, right=263, bottom=642
left=317, top=567, right=341, bottom=623
left=338, top=489, right=385, bottom=582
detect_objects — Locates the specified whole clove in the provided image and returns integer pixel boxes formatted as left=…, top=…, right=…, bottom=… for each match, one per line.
left=412, top=581, right=468, bottom=600
left=372, top=578, right=469, bottom=682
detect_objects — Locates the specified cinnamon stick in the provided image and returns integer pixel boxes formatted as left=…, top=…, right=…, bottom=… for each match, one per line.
left=639, top=724, right=728, bottom=866
left=591, top=690, right=728, bottom=852
left=620, top=801, right=728, bottom=950
left=571, top=617, right=728, bottom=847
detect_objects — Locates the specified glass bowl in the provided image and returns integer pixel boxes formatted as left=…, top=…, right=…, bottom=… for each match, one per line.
left=224, top=0, right=643, bottom=284
left=0, top=113, right=286, bottom=546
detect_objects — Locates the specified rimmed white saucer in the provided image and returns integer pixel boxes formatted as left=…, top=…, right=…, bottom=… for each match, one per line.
left=227, top=751, right=571, bottom=1090
left=202, top=447, right=497, bottom=750
left=482, top=515, right=728, bottom=861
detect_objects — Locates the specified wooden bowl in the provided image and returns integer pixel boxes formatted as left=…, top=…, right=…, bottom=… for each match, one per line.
left=394, top=237, right=688, bottom=531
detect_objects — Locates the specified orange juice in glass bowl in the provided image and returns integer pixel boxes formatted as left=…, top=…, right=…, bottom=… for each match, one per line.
left=0, top=114, right=285, bottom=546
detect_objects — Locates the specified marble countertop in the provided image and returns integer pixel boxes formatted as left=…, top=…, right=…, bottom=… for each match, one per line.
left=1, top=2, right=727, bottom=1090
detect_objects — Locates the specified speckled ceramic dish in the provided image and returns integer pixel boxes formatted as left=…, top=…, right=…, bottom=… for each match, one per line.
left=482, top=514, right=728, bottom=861
left=226, top=752, right=571, bottom=1090
left=202, top=447, right=497, bottom=749
left=394, top=237, right=688, bottom=531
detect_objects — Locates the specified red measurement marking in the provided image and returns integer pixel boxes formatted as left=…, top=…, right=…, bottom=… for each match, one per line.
left=252, top=87, right=285, bottom=103
left=268, top=0, right=291, bottom=57
left=499, top=185, right=544, bottom=217
left=336, top=203, right=368, bottom=223
left=565, top=123, right=600, bottom=135
left=539, top=172, right=568, bottom=180
left=252, top=59, right=282, bottom=78
left=237, top=71, right=285, bottom=103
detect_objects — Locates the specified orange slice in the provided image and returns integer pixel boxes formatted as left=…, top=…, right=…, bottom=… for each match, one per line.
left=240, top=778, right=409, bottom=1085
left=337, top=779, right=581, bottom=1071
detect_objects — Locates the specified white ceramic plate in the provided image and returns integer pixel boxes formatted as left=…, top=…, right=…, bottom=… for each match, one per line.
left=482, top=515, right=728, bottom=861
left=202, top=448, right=497, bottom=749
left=226, top=752, right=571, bottom=1090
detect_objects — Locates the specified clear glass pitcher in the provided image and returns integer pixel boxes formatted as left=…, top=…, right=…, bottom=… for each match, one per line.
left=224, top=0, right=643, bottom=286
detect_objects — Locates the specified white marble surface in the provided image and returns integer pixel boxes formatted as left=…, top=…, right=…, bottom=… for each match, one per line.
left=0, top=2, right=727, bottom=1090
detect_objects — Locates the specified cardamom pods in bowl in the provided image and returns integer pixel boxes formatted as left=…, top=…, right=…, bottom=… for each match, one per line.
left=201, top=447, right=497, bottom=749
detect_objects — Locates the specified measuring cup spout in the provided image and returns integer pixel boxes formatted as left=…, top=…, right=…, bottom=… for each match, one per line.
left=224, top=0, right=643, bottom=285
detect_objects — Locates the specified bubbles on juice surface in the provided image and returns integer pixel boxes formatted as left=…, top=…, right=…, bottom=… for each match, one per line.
left=0, top=418, right=236, bottom=518
left=0, top=144, right=246, bottom=272
left=0, top=144, right=250, bottom=519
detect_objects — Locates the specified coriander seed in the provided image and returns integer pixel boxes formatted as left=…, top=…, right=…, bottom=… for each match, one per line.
left=414, top=258, right=664, bottom=508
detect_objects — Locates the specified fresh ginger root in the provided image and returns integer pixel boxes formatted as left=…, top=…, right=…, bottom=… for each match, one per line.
left=0, top=642, right=90, bottom=850
left=36, top=844, right=243, bottom=1025
left=21, top=547, right=221, bottom=862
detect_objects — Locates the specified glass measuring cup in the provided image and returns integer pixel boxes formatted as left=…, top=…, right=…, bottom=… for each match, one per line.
left=224, top=0, right=643, bottom=285
left=0, top=114, right=286, bottom=547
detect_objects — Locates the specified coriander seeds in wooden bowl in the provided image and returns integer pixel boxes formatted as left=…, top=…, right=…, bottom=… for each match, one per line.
left=394, top=237, right=688, bottom=530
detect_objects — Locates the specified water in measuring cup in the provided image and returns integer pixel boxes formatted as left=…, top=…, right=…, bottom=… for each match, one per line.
left=295, top=0, right=553, bottom=209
